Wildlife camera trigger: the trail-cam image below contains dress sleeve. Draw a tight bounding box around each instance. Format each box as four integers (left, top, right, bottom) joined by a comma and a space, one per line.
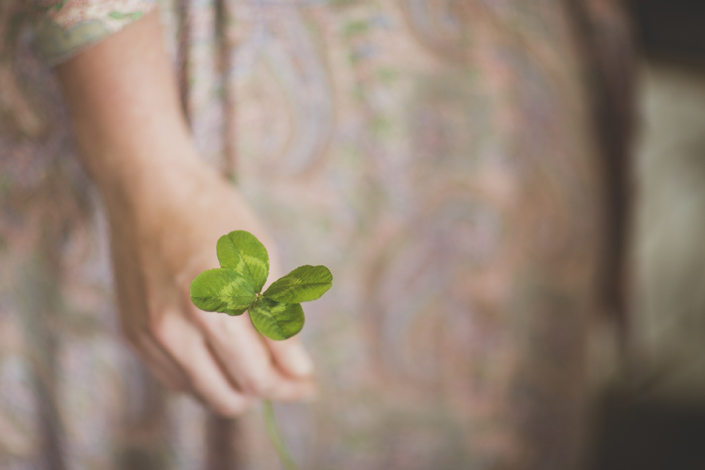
32, 0, 158, 66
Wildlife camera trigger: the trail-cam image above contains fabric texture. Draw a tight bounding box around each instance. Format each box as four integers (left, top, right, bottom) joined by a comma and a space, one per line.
33, 0, 158, 65
0, 1, 632, 469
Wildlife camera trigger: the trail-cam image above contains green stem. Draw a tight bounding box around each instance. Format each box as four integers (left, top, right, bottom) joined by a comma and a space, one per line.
262, 399, 299, 470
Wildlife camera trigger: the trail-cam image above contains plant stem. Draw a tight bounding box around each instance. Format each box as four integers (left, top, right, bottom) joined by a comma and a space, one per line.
262, 399, 299, 470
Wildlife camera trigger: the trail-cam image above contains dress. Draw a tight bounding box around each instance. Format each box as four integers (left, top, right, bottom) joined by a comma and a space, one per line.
0, 1, 632, 469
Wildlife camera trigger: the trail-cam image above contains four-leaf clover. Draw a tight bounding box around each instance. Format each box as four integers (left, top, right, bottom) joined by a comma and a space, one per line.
190, 231, 333, 340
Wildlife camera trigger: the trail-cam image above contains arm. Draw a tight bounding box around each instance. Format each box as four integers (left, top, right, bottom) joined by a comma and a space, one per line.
56, 11, 315, 416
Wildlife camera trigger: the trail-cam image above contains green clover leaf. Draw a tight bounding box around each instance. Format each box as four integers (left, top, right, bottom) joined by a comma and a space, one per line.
262, 265, 333, 304
216, 230, 269, 293
249, 297, 305, 340
190, 268, 257, 316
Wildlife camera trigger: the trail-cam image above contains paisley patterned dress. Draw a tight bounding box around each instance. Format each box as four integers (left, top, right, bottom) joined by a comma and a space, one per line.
0, 1, 632, 469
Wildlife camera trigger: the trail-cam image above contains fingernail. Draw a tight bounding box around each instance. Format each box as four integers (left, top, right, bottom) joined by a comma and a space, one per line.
286, 344, 315, 377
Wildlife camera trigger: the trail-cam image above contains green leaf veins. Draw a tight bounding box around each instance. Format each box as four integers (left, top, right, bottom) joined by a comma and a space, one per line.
190, 268, 256, 316
249, 298, 305, 341
216, 230, 269, 293
263, 265, 333, 304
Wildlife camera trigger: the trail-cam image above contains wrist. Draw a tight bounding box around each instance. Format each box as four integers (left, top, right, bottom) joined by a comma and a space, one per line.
75, 127, 198, 204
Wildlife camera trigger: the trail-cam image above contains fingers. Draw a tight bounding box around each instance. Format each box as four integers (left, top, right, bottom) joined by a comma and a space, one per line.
197, 310, 317, 402
179, 338, 254, 416
152, 310, 253, 417
265, 336, 315, 379
134, 302, 316, 419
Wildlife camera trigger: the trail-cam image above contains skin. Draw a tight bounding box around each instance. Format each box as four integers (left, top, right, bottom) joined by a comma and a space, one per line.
55, 11, 316, 416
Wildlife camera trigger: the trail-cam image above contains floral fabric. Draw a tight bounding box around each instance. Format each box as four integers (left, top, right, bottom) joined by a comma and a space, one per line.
0, 1, 630, 469
33, 0, 158, 65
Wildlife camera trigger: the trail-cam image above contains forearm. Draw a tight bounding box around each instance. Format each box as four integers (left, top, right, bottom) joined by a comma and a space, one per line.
55, 11, 197, 207
54, 9, 272, 282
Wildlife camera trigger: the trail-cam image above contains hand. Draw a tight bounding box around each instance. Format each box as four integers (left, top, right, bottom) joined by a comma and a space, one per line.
106, 158, 317, 416
55, 11, 315, 416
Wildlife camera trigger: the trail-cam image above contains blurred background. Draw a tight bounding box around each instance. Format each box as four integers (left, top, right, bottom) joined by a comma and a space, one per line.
589, 1, 705, 468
